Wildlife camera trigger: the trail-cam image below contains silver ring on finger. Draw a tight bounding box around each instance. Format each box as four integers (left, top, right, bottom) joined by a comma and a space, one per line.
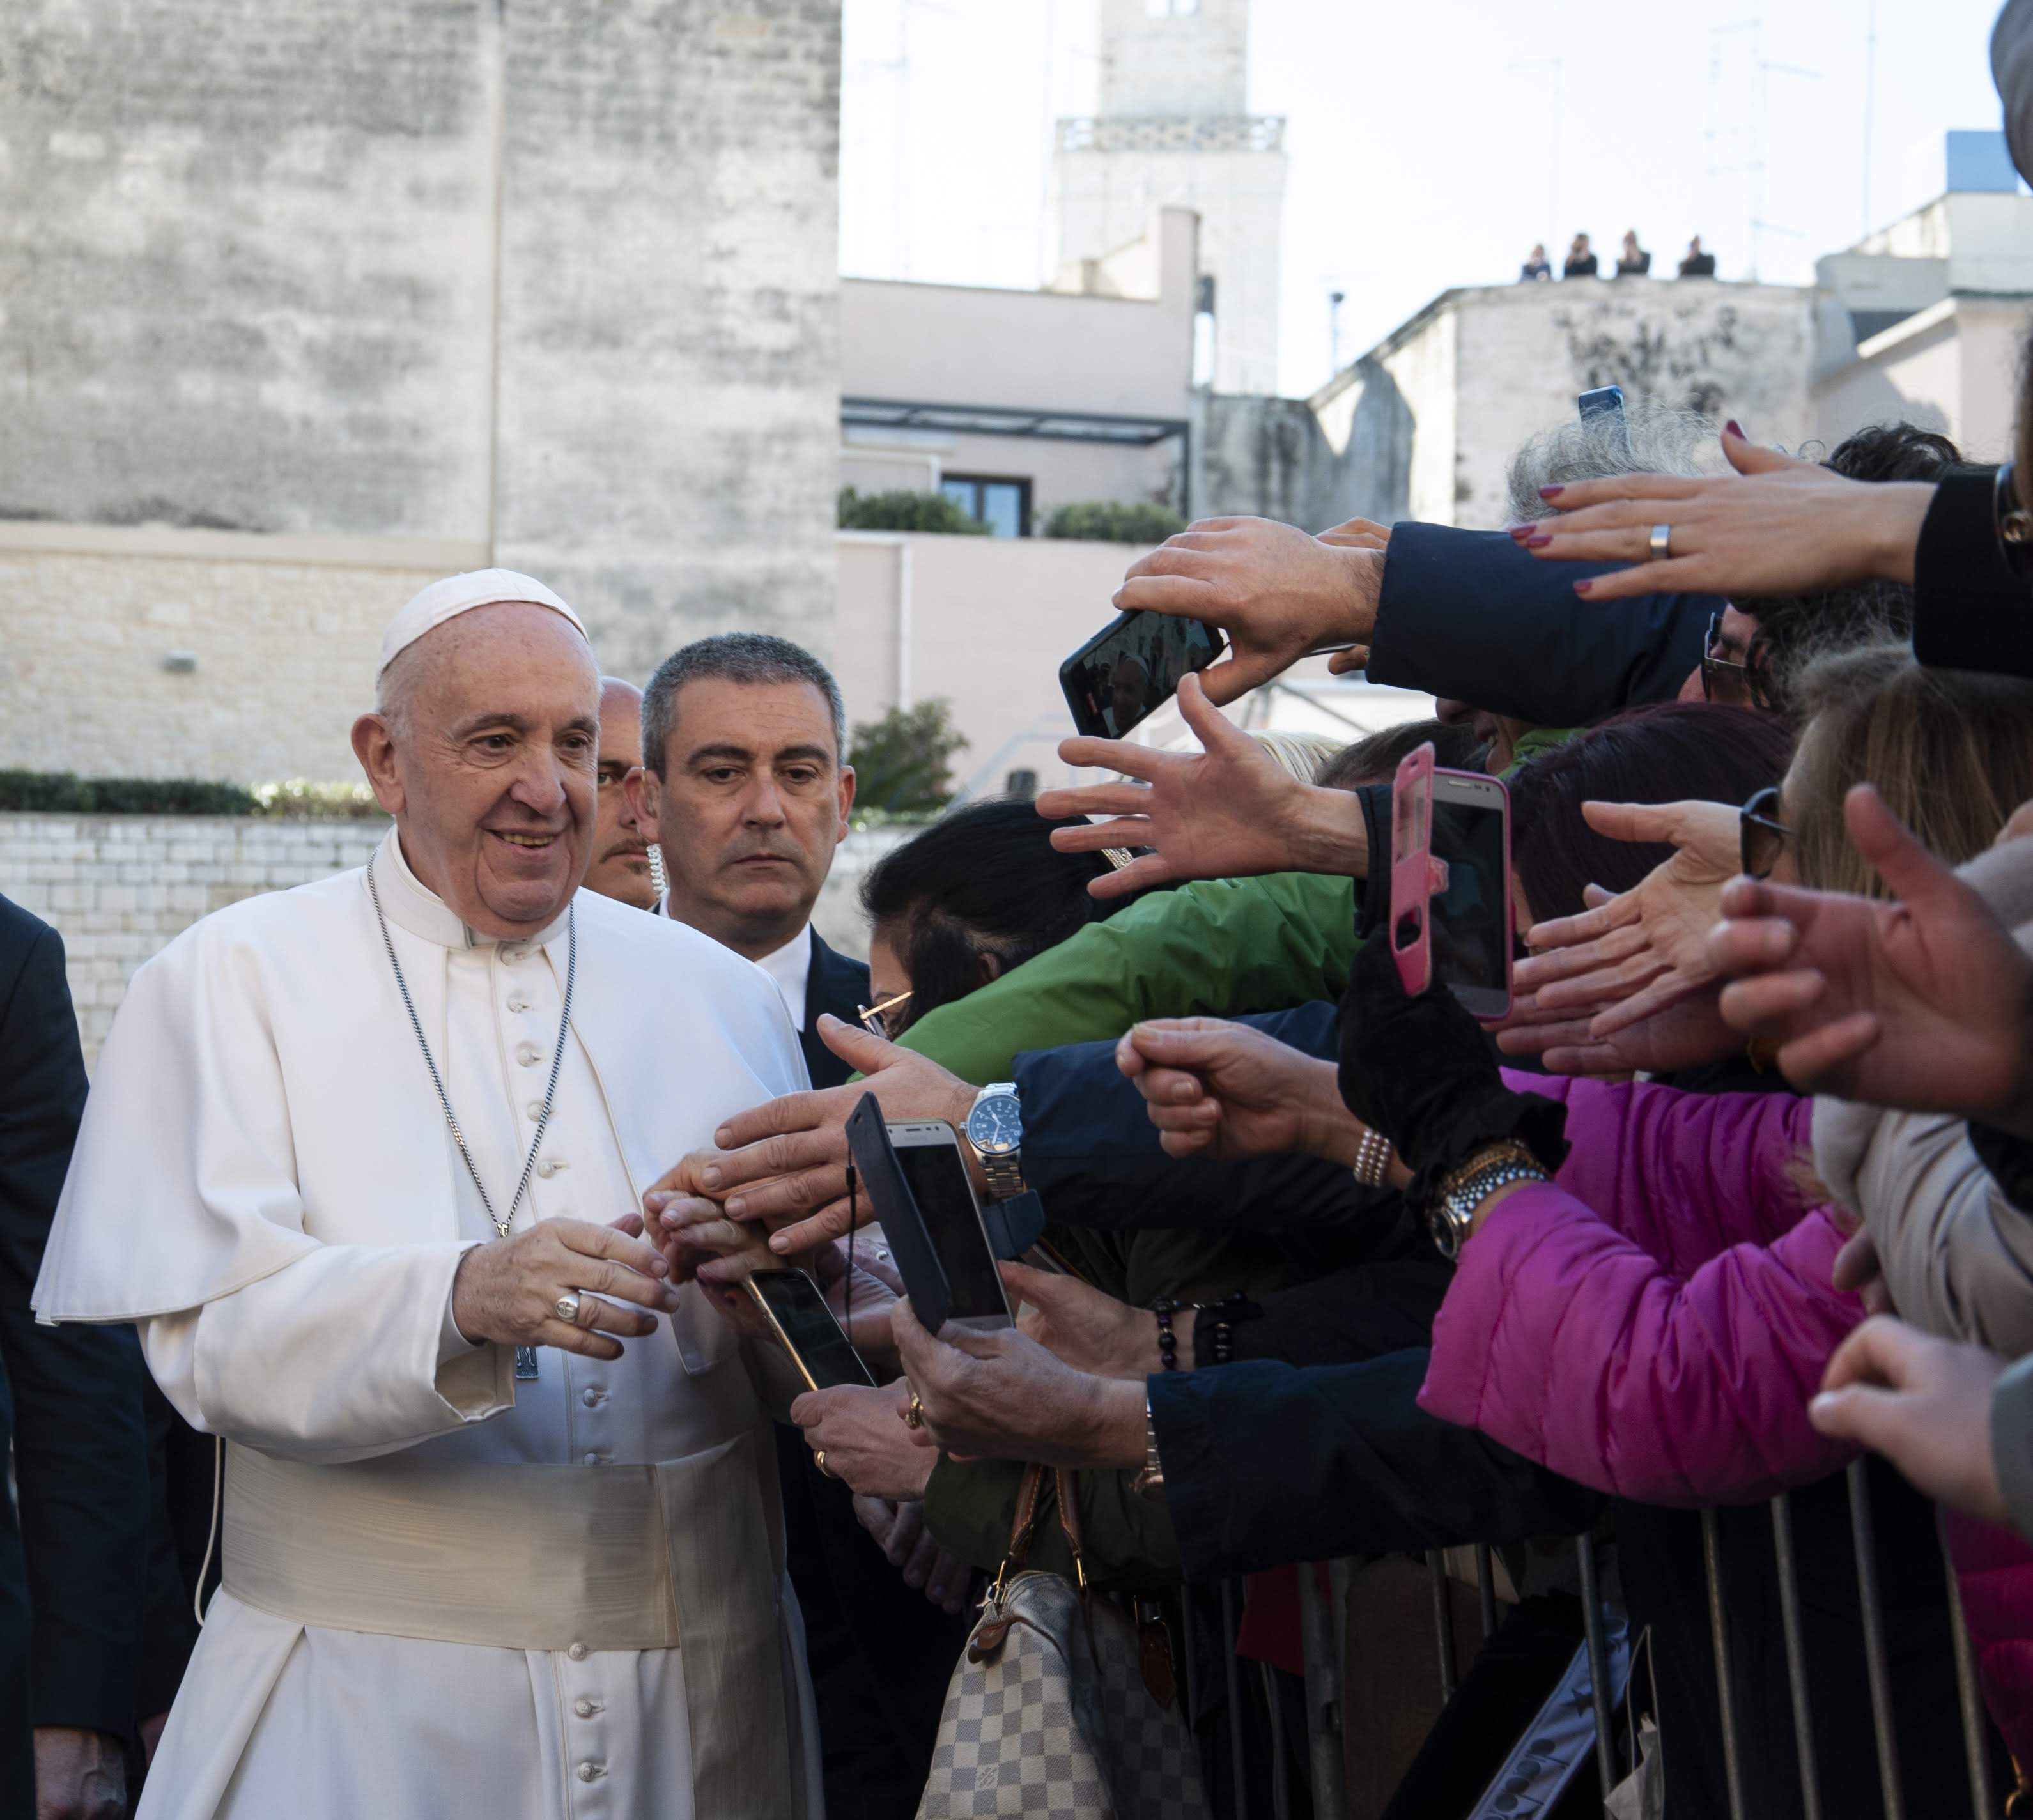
553, 1291, 584, 1324
1648, 523, 1672, 562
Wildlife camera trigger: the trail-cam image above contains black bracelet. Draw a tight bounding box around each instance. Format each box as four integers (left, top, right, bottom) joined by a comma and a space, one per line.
1152, 1298, 1180, 1371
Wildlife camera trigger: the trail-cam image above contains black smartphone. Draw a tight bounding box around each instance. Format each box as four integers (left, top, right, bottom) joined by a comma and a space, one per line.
745, 1268, 876, 1392
1059, 608, 1226, 739
1426, 769, 1515, 1022
888, 1121, 1013, 1333
845, 1093, 951, 1333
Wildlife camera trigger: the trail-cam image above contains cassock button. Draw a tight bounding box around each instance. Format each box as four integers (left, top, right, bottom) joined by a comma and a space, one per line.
515, 1041, 542, 1067
582, 1387, 605, 1407
573, 1698, 603, 1720
568, 1642, 589, 1661
576, 1761, 606, 1783
583, 1451, 608, 1465
507, 991, 532, 1013
537, 1156, 568, 1177
526, 1101, 545, 1122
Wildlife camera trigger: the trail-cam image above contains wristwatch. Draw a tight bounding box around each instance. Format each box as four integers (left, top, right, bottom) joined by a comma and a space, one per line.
1428, 1141, 1549, 1261
964, 1081, 1026, 1201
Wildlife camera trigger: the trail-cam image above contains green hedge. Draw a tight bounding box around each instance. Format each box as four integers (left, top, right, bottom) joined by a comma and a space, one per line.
837, 488, 989, 536
0, 772, 386, 819
1040, 501, 1187, 544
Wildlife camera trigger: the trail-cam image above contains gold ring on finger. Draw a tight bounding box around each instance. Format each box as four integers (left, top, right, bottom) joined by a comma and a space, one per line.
902, 1390, 925, 1430
814, 1449, 834, 1477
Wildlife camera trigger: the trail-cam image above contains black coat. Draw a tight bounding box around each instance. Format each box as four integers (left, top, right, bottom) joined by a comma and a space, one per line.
1913, 465, 2033, 678
1367, 520, 1719, 727
0, 897, 151, 1782
777, 925, 972, 1817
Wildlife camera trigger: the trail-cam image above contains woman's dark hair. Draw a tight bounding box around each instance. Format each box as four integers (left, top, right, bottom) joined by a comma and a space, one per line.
1315, 717, 1486, 790
859, 796, 1119, 1033
1509, 704, 1795, 924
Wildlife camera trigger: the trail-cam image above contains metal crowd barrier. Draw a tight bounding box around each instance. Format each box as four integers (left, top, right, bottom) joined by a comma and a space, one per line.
1277, 1469, 2006, 1819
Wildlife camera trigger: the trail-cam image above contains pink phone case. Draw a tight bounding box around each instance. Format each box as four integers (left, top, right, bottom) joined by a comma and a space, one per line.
1389, 743, 1441, 995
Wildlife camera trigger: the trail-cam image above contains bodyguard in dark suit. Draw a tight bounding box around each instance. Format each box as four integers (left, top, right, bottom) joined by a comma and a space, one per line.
625, 634, 970, 1818
1, 895, 152, 1816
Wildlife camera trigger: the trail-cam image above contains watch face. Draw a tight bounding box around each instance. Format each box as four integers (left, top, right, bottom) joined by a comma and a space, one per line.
967, 1093, 1022, 1155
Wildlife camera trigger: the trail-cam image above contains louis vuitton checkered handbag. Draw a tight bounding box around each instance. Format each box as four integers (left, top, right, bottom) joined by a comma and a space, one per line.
916, 1464, 1210, 1820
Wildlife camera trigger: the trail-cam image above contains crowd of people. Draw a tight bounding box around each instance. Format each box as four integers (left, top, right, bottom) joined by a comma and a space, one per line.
13, 14, 2033, 1820
1520, 231, 1715, 282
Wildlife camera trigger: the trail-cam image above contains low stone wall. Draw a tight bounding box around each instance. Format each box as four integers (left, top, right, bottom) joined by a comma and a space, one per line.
1, 814, 902, 1069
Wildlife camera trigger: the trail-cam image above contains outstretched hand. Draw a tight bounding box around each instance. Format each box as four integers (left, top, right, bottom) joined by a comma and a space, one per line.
1037, 674, 1364, 898
1113, 516, 1385, 705
1516, 426, 1933, 604
1514, 799, 1740, 1035
642, 1016, 979, 1258
1706, 785, 2033, 1121
1002, 1260, 1156, 1380
1809, 1316, 2007, 1525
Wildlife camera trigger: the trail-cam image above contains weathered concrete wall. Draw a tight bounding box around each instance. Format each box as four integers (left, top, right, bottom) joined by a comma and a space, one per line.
0, 0, 500, 539
491, 0, 842, 675
0, 523, 476, 780
1, 0, 843, 759
3, 812, 901, 1068
1217, 277, 1818, 534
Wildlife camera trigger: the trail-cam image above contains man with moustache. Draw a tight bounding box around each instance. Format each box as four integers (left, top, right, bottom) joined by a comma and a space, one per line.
625, 632, 970, 1819
585, 677, 658, 911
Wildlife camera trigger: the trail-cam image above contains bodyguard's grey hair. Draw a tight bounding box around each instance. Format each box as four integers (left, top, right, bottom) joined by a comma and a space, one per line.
641, 632, 847, 778
1505, 398, 1728, 525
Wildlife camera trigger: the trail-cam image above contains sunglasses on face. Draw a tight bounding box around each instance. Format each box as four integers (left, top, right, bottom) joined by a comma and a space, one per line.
856, 988, 913, 1042
1739, 785, 1793, 881
1701, 612, 1775, 712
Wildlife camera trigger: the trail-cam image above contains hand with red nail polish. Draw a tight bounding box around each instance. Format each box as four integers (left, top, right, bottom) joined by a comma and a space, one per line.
1520, 429, 1934, 604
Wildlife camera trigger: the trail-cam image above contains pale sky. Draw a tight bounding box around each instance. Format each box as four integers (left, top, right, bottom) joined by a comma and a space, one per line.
840, 0, 2014, 399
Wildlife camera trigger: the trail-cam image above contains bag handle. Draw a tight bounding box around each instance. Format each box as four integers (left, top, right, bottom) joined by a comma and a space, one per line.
1053, 1467, 1091, 1593
987, 1462, 1052, 1603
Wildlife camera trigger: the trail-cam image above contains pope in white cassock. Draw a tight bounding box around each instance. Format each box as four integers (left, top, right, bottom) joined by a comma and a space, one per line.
33, 573, 824, 1819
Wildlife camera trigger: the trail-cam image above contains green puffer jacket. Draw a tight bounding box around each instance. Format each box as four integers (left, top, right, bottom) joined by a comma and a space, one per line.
889, 870, 1357, 1088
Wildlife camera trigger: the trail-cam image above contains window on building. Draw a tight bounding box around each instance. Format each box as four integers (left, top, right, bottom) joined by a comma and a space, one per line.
941, 475, 1031, 539
1145, 0, 1200, 14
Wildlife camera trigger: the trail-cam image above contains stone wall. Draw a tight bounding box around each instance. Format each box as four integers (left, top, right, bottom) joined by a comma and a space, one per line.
2, 813, 897, 1068
1, 0, 843, 775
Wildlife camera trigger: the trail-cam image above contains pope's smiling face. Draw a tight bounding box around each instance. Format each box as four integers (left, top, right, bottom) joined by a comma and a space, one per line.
352, 602, 601, 939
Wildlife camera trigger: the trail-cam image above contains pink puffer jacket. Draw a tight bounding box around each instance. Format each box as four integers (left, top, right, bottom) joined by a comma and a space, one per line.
1417, 1075, 1864, 1506
1940, 1509, 2033, 1768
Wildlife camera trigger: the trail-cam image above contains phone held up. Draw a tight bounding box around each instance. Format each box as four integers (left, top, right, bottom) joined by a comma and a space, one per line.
745, 1268, 876, 1394
1059, 608, 1226, 741
1388, 741, 1514, 1021
842, 1093, 1014, 1338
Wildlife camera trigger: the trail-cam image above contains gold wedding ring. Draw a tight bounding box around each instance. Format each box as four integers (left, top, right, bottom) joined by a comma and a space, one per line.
902, 1390, 925, 1430
814, 1450, 834, 1478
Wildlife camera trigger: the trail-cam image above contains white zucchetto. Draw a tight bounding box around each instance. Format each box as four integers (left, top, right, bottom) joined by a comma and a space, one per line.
377, 569, 589, 677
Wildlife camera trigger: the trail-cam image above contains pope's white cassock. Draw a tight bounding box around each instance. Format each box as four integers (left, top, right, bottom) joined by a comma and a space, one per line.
33, 828, 824, 1819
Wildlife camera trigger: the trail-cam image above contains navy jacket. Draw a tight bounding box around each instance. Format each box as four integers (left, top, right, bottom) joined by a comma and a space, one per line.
1368, 521, 1717, 724
0, 898, 151, 1774
799, 929, 870, 1091
1913, 465, 2033, 678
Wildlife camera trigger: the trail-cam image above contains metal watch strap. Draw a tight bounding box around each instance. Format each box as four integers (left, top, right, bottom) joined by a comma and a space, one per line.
1132, 1395, 1164, 1503
969, 1082, 1026, 1201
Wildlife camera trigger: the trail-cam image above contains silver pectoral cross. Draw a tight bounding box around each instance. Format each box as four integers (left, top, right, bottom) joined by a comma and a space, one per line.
515, 1346, 541, 1381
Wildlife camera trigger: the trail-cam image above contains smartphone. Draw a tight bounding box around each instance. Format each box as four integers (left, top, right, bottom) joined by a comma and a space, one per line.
1388, 744, 1513, 1021
1577, 384, 1625, 424
841, 1098, 1014, 1334
745, 1268, 876, 1393
888, 1122, 1014, 1334
1060, 609, 1226, 739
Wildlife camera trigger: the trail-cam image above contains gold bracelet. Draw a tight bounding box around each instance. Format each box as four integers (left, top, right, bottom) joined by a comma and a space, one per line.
1435, 1139, 1543, 1205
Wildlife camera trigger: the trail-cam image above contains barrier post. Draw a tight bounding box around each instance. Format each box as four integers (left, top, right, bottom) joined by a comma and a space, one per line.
1770, 1493, 1824, 1820
1943, 1543, 1998, 1820
1701, 1508, 1751, 1820
1846, 1458, 1906, 1820
1426, 1550, 1458, 1702
1575, 1533, 1620, 1801
1295, 1564, 1348, 1820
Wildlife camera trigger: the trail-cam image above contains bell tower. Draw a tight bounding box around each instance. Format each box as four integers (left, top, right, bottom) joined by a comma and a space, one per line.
1054, 0, 1286, 394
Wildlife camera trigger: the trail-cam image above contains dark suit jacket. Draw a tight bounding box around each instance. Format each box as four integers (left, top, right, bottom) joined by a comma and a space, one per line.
0, 897, 151, 1775
1913, 465, 2033, 678
1368, 520, 1718, 727
800, 930, 870, 1090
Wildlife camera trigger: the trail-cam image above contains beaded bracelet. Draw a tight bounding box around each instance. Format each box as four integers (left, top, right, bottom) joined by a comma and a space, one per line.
1192, 1293, 1253, 1365
1352, 1126, 1394, 1189
1152, 1298, 1180, 1371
